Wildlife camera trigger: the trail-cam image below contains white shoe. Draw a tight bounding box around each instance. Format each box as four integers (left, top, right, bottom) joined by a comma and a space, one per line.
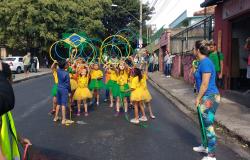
130, 118, 139, 124
201, 156, 216, 160
139, 116, 148, 122
193, 145, 208, 153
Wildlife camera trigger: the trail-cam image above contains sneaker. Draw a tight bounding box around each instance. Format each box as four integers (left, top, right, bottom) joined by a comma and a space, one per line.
96, 102, 99, 106
130, 118, 139, 124
193, 145, 208, 153
139, 116, 148, 122
110, 104, 113, 108
104, 99, 108, 102
84, 112, 89, 117
150, 115, 156, 119
53, 117, 59, 122
61, 120, 66, 125
77, 111, 80, 117
201, 156, 216, 160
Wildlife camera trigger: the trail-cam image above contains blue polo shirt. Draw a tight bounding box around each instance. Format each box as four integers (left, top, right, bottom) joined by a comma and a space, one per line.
194, 57, 219, 96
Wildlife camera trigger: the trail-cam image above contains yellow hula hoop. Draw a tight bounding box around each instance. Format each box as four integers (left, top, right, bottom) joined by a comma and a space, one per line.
49, 41, 61, 61
99, 44, 123, 64
99, 35, 132, 63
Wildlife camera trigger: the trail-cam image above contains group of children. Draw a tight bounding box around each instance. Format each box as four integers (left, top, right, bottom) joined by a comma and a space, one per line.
49, 57, 155, 125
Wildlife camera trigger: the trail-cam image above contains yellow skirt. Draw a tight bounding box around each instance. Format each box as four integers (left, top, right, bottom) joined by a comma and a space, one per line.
70, 79, 78, 91
73, 87, 92, 100
143, 88, 152, 102
130, 88, 145, 102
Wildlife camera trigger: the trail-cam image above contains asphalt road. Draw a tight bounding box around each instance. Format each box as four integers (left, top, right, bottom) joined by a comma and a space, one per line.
12, 75, 242, 160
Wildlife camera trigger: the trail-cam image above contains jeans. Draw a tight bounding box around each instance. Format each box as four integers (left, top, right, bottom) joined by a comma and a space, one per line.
164, 63, 172, 76
200, 94, 220, 154
148, 63, 154, 72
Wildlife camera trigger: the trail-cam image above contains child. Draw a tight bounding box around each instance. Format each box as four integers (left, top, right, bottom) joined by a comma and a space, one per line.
129, 68, 147, 124
141, 69, 155, 119
103, 61, 111, 102
106, 64, 118, 108
89, 63, 105, 106
49, 60, 58, 115
73, 67, 92, 116
190, 58, 199, 94
54, 60, 71, 125
67, 60, 78, 109
116, 61, 130, 116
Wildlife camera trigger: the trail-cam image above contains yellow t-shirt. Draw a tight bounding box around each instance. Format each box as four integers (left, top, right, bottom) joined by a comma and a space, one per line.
117, 71, 129, 86
53, 70, 58, 84
110, 70, 117, 81
90, 70, 103, 80
141, 74, 148, 89
77, 76, 89, 88
131, 76, 143, 90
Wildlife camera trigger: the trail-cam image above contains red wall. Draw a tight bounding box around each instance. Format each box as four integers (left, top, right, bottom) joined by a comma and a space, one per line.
214, 5, 232, 89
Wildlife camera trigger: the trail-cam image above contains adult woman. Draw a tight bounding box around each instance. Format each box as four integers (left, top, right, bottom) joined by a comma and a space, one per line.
192, 40, 220, 160
0, 61, 32, 159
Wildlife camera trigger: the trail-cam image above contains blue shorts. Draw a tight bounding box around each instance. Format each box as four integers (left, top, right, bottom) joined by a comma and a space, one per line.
56, 87, 69, 107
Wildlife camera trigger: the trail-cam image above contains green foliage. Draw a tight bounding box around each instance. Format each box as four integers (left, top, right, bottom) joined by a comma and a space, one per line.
0, 0, 152, 53
0, 0, 111, 52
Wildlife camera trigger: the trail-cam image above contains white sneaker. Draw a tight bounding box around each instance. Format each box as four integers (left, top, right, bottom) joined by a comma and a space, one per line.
193, 145, 208, 153
139, 116, 148, 122
201, 156, 216, 160
130, 118, 139, 124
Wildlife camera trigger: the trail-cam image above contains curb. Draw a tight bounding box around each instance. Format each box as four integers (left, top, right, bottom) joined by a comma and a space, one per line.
13, 72, 51, 84
148, 77, 250, 146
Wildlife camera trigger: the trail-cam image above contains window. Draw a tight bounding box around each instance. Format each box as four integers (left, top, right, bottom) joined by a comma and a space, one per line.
19, 58, 23, 62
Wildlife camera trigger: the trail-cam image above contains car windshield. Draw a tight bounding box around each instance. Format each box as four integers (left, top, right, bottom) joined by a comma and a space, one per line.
4, 58, 16, 61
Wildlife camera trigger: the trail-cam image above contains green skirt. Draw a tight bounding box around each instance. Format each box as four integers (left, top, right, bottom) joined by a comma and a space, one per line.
118, 83, 130, 99
106, 80, 116, 90
51, 84, 58, 97
89, 79, 105, 90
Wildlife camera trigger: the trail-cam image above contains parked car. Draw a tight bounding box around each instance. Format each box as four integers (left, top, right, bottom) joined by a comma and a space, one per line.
3, 56, 24, 74
3, 56, 40, 74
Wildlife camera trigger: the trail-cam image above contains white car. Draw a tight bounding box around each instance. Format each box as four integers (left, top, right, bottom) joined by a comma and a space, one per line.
3, 56, 24, 74
3, 56, 40, 74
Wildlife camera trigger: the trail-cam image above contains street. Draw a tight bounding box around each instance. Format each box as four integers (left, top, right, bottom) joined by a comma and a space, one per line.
11, 75, 242, 160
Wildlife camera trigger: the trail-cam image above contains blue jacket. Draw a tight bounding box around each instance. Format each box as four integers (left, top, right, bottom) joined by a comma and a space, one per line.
57, 69, 71, 93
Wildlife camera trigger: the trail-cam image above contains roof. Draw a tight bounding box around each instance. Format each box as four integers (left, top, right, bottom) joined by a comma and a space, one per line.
194, 6, 216, 16
200, 0, 224, 7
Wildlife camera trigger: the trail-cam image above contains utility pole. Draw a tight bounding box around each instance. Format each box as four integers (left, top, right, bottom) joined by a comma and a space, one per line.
139, 0, 143, 49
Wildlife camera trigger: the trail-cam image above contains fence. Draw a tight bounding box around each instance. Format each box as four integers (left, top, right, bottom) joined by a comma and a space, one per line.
170, 16, 215, 83
171, 15, 214, 55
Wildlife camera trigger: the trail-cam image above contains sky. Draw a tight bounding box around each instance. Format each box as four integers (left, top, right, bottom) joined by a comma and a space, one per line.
143, 0, 204, 29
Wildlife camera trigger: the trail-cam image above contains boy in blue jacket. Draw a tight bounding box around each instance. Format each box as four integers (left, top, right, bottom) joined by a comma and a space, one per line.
53, 60, 71, 125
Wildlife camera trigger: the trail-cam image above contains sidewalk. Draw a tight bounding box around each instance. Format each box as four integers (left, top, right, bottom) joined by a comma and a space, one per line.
13, 68, 51, 83
148, 71, 250, 144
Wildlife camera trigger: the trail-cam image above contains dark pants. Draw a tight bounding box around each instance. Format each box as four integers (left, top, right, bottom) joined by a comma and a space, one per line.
154, 64, 159, 71
105, 89, 109, 99
216, 72, 224, 89
164, 63, 172, 76
148, 63, 154, 72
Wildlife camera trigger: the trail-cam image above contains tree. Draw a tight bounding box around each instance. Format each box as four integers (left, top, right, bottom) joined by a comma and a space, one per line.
102, 0, 154, 40
0, 0, 111, 54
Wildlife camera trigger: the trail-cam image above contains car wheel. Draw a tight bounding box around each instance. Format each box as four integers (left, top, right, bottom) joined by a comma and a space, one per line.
16, 67, 22, 74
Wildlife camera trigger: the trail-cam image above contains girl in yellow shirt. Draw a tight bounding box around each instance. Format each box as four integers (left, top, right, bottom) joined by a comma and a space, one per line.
141, 71, 155, 119
129, 68, 147, 124
89, 63, 105, 106
116, 61, 130, 115
106, 64, 119, 108
73, 68, 92, 116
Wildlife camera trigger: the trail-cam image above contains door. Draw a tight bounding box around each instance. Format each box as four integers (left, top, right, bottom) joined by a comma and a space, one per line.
230, 38, 240, 90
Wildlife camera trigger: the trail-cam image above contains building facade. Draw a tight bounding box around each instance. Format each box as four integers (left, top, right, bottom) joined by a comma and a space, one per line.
201, 0, 250, 91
